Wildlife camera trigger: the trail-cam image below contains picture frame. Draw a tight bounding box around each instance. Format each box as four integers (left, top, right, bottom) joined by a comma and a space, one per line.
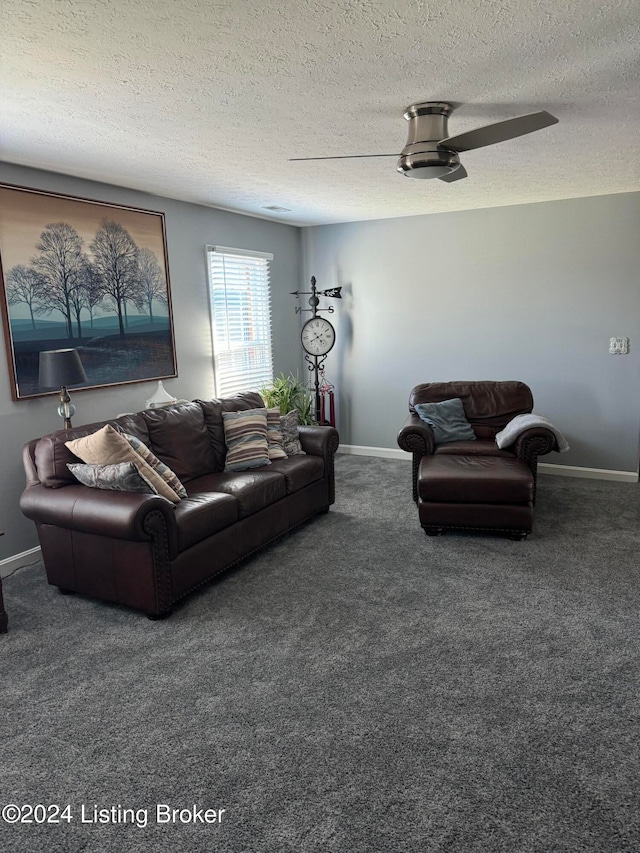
0, 183, 177, 401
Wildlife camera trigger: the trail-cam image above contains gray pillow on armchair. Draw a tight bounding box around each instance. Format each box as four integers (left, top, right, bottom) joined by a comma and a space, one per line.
414, 398, 476, 444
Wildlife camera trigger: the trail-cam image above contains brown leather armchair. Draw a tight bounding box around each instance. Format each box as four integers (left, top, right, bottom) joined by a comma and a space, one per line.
397, 381, 559, 538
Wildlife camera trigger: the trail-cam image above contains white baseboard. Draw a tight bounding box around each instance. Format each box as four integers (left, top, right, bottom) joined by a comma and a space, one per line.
338, 444, 638, 482
0, 546, 42, 578
338, 444, 410, 461
537, 463, 638, 483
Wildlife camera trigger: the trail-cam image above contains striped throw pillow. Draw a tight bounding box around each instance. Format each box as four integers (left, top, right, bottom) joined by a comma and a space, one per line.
123, 433, 188, 498
266, 407, 287, 460
222, 408, 271, 472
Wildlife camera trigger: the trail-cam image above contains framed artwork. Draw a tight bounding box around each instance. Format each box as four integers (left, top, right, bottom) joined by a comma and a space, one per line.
0, 183, 177, 401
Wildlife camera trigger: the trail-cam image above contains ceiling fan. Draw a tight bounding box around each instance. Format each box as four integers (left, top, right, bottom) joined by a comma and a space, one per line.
290, 102, 559, 182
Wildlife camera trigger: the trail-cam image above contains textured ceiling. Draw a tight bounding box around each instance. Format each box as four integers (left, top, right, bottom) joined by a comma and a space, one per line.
2, 0, 639, 225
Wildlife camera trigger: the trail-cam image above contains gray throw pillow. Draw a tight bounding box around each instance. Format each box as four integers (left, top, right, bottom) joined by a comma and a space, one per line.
67, 462, 156, 493
280, 410, 306, 456
414, 398, 476, 444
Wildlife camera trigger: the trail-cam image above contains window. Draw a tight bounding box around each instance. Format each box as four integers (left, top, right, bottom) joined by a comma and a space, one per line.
206, 246, 274, 397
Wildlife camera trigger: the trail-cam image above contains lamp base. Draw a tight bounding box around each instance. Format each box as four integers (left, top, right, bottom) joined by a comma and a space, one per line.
57, 386, 76, 429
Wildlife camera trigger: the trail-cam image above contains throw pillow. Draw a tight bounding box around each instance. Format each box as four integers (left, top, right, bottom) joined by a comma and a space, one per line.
67, 462, 155, 494
266, 407, 287, 460
124, 433, 188, 498
413, 398, 476, 445
65, 424, 182, 503
222, 408, 271, 472
280, 409, 306, 456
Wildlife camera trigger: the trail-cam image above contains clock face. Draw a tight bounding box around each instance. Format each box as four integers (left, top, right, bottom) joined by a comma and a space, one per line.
301, 317, 336, 356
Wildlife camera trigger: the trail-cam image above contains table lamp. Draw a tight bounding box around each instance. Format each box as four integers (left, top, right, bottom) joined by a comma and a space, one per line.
38, 348, 88, 429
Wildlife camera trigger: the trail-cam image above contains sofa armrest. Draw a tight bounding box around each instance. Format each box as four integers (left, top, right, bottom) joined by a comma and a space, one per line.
298, 425, 339, 458
397, 414, 436, 503
513, 427, 557, 462
298, 425, 340, 505
397, 413, 436, 456
20, 484, 178, 554
509, 427, 557, 502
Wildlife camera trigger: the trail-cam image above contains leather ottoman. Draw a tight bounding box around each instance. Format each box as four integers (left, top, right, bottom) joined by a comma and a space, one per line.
417, 454, 535, 539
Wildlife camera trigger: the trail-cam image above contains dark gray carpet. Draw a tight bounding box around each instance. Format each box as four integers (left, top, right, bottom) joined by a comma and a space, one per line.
1, 455, 639, 853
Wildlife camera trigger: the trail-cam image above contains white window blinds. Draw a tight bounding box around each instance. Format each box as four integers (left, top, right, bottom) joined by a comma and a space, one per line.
206, 246, 274, 397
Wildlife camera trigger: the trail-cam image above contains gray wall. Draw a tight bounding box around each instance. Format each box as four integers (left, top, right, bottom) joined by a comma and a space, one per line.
0, 163, 302, 560
302, 192, 640, 474
3, 167, 638, 561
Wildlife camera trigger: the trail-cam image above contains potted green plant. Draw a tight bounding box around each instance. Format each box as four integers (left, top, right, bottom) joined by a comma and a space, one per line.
260, 373, 316, 425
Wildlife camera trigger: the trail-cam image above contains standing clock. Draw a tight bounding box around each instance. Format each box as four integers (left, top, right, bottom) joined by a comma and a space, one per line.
301, 316, 336, 357
291, 276, 341, 422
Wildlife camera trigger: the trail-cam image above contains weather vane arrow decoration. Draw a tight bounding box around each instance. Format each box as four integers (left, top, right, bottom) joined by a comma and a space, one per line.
292, 276, 340, 423
290, 284, 342, 299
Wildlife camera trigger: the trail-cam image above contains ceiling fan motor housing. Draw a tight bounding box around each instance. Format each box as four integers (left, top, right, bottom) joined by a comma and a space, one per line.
397, 149, 460, 179
398, 101, 459, 179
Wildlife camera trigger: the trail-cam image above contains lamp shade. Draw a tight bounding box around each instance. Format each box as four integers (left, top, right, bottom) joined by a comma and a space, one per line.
39, 348, 88, 389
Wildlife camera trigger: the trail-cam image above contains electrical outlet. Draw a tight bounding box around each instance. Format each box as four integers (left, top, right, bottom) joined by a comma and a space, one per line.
609, 336, 630, 355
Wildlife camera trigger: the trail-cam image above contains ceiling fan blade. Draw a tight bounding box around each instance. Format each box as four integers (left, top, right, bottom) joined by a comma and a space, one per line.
289, 153, 399, 161
439, 164, 468, 182
440, 111, 558, 152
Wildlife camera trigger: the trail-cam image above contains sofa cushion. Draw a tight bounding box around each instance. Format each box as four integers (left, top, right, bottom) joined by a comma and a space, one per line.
65, 425, 182, 503
142, 401, 218, 481
414, 398, 476, 444
35, 433, 87, 488
173, 492, 238, 552
266, 456, 325, 494
197, 392, 265, 472
472, 425, 503, 441
418, 455, 534, 505
186, 470, 286, 519
410, 381, 534, 431
435, 439, 514, 458
222, 408, 270, 471
111, 413, 151, 444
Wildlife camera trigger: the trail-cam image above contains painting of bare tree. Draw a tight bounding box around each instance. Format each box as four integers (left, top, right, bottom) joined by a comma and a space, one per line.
0, 184, 177, 400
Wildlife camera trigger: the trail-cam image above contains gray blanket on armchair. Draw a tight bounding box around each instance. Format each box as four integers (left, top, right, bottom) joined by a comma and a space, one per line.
495, 414, 570, 452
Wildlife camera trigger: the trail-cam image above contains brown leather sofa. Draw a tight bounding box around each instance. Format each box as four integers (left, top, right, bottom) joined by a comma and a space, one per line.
20, 392, 339, 618
397, 381, 559, 538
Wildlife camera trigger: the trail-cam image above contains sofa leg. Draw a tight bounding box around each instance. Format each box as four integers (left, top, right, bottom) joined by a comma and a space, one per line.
424, 526, 444, 536
147, 610, 172, 621
510, 531, 528, 541
57, 587, 76, 595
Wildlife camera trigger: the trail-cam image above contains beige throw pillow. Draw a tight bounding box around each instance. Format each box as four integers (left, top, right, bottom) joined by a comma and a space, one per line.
65, 424, 181, 503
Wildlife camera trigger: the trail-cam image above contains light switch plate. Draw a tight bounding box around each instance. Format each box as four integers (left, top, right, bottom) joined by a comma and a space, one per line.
609, 336, 630, 354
